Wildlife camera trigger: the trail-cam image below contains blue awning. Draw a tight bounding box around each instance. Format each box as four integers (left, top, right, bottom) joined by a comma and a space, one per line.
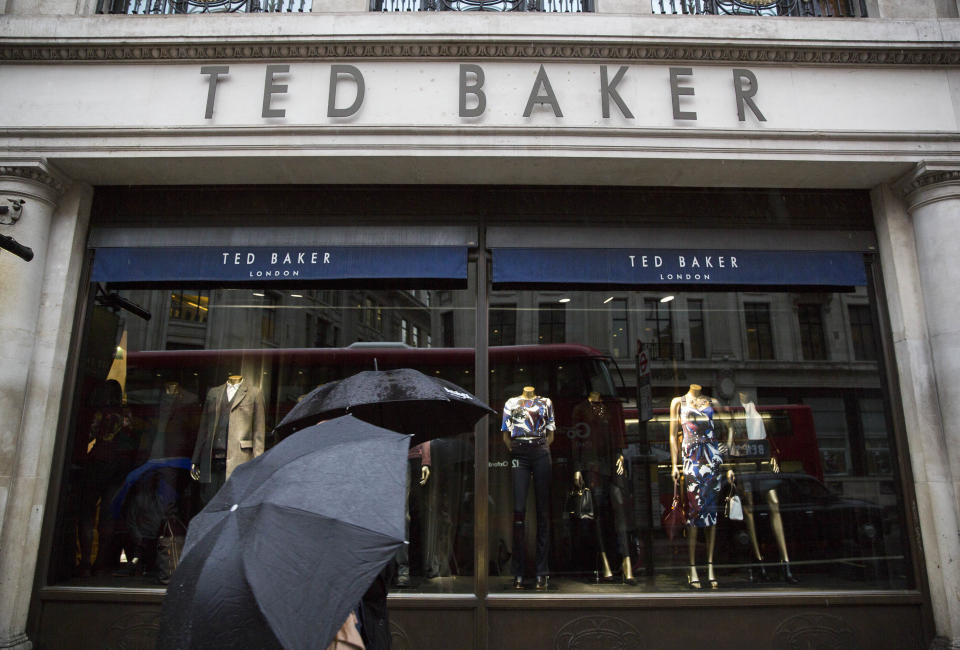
492, 248, 866, 287
91, 246, 468, 283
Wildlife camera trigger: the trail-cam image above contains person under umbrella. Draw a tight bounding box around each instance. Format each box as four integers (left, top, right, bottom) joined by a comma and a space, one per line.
156, 415, 409, 650
275, 368, 494, 439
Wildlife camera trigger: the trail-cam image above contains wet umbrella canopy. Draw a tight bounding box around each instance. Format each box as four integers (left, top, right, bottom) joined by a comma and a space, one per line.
157, 415, 409, 650
275, 368, 494, 438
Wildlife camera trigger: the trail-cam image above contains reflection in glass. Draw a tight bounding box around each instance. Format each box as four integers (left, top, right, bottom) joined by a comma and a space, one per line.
488, 288, 908, 594
53, 286, 475, 594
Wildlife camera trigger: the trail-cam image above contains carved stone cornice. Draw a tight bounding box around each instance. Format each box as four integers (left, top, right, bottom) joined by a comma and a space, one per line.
1, 40, 959, 66
0, 164, 68, 196
898, 162, 960, 194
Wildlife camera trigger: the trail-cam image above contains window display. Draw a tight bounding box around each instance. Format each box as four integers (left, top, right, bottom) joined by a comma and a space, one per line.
51, 241, 911, 600
487, 285, 909, 594
52, 282, 476, 595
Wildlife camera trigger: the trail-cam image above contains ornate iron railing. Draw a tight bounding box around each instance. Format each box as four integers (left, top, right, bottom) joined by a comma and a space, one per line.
653, 0, 865, 15
373, 0, 590, 11
97, 0, 309, 13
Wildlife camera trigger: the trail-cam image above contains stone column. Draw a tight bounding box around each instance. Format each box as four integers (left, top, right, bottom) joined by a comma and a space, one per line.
872, 164, 960, 649
0, 160, 90, 650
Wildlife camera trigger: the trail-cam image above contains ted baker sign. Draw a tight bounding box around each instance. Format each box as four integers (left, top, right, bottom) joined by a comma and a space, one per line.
199, 63, 767, 123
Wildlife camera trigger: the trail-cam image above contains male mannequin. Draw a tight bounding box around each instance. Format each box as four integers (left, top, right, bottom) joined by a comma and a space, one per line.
502, 385, 554, 590
191, 375, 266, 504
669, 383, 726, 589
571, 391, 632, 583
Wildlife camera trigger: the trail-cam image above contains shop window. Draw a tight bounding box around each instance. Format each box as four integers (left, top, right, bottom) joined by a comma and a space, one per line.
744, 301, 775, 360
687, 298, 706, 359
56, 250, 475, 596
488, 282, 906, 596
797, 303, 827, 360
169, 289, 209, 324
610, 298, 629, 359
538, 302, 566, 344
849, 304, 877, 361
490, 304, 517, 346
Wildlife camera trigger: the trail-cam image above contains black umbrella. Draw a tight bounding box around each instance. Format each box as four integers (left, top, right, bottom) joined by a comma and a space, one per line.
156, 415, 409, 650
275, 368, 495, 438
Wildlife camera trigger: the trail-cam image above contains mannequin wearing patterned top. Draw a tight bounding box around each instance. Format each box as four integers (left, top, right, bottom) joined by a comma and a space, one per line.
670, 384, 726, 589
502, 385, 555, 590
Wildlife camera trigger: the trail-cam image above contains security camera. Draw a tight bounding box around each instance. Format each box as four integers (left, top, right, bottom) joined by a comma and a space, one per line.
94, 285, 152, 321
0, 234, 34, 262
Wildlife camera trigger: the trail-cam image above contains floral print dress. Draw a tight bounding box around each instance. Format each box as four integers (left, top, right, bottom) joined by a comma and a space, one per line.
680, 396, 723, 528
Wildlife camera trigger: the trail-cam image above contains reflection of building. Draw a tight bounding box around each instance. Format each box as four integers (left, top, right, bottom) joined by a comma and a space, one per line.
122, 288, 435, 352
492, 288, 890, 502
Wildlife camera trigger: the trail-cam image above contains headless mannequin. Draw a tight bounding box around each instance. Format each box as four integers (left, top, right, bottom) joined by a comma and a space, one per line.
572, 391, 631, 582
728, 392, 798, 584
669, 384, 724, 589
502, 385, 554, 589
502, 386, 555, 449
191, 375, 243, 481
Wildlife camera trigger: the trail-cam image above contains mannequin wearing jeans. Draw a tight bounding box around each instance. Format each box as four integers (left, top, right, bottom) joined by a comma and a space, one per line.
502, 386, 555, 590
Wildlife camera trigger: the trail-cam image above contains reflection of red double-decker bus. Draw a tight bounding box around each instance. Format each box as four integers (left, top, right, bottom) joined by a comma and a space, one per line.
122, 343, 624, 445
119, 343, 625, 577
624, 404, 823, 481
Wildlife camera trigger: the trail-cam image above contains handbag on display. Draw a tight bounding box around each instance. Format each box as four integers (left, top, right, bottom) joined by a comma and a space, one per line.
726, 494, 744, 521
156, 517, 186, 585
567, 487, 595, 520
661, 480, 685, 541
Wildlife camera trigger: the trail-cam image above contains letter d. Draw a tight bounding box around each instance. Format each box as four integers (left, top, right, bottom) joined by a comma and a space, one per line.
328, 65, 365, 118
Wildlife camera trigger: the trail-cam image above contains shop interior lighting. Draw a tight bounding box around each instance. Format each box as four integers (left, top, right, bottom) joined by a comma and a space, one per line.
660, 295, 675, 303
252, 292, 265, 297
290, 293, 303, 298
558, 298, 571, 303
603, 297, 614, 304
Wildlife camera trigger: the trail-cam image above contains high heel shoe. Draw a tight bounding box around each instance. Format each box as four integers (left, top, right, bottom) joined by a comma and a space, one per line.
687, 566, 701, 590
707, 563, 718, 590
780, 561, 799, 585
748, 563, 769, 583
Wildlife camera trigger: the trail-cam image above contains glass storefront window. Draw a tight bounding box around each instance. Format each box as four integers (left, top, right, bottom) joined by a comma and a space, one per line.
52, 278, 476, 595
487, 286, 909, 593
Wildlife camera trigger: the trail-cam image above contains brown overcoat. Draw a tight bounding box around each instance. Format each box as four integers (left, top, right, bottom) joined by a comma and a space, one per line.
192, 381, 266, 482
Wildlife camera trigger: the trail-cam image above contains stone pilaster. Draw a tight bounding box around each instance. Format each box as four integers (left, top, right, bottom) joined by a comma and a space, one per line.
0, 160, 89, 650
873, 163, 960, 649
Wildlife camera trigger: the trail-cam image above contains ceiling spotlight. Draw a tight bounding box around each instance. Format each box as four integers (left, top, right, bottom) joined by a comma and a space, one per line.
660, 295, 675, 303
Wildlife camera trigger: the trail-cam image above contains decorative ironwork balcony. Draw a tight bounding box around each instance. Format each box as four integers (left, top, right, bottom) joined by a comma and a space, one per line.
97, 0, 309, 13
653, 0, 865, 15
373, 0, 591, 11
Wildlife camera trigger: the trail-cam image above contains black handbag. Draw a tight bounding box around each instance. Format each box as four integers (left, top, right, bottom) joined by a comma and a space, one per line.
567, 487, 595, 520
156, 517, 186, 585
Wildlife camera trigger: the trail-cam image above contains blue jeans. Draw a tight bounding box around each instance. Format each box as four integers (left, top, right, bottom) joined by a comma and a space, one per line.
510, 444, 551, 577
